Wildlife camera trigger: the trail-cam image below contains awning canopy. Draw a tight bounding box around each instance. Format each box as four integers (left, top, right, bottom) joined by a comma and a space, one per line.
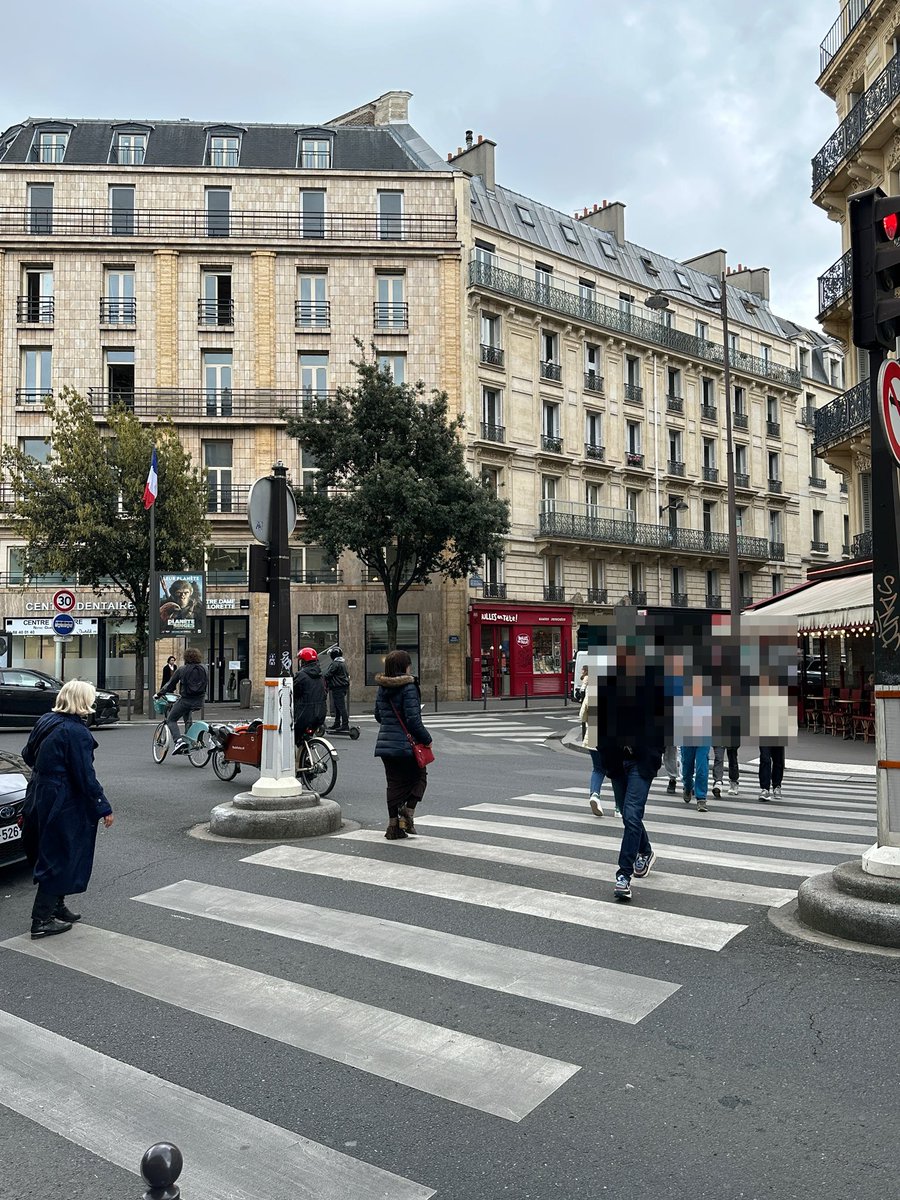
746, 572, 873, 633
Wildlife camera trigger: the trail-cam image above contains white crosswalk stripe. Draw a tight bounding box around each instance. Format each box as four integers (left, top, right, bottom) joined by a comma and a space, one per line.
357, 712, 554, 747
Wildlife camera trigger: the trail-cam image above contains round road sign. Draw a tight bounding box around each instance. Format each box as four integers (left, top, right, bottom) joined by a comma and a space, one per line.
52, 588, 77, 613
878, 359, 900, 467
52, 612, 76, 636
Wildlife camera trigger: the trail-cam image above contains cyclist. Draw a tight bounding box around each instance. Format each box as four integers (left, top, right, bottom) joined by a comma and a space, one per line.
293, 647, 327, 769
156, 647, 208, 755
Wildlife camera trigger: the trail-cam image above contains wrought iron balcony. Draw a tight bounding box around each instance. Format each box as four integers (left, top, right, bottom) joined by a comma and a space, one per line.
818, 249, 852, 320
666, 394, 683, 413
583, 371, 604, 393
812, 52, 900, 193
480, 421, 505, 443
820, 0, 873, 73
481, 343, 504, 367
540, 360, 562, 382
702, 465, 719, 483
543, 584, 566, 602
799, 404, 817, 428
483, 582, 507, 599
701, 403, 717, 421
840, 480, 849, 493
374, 302, 408, 329
706, 593, 722, 609
295, 300, 330, 328
625, 451, 645, 469
734, 472, 751, 489
16, 295, 53, 322
809, 475, 827, 489
766, 419, 781, 438
84, 386, 330, 420
584, 442, 605, 461
852, 530, 872, 558
624, 382, 643, 403
15, 389, 53, 404
540, 434, 564, 453
769, 541, 785, 561
468, 258, 801, 388
768, 478, 783, 494
842, 542, 851, 557
537, 500, 769, 559
207, 483, 251, 515
586, 587, 608, 604
671, 592, 689, 607
99, 297, 136, 324
198, 298, 234, 326
813, 380, 869, 451
624, 590, 648, 606
290, 568, 342, 585
733, 411, 748, 430
741, 594, 754, 608
667, 459, 685, 476
811, 540, 829, 553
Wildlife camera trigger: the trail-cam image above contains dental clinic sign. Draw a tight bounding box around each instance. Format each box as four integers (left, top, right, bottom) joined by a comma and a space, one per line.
23, 598, 133, 614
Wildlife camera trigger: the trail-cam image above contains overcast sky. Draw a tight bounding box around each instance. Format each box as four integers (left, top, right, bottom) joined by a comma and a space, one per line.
0, 0, 839, 327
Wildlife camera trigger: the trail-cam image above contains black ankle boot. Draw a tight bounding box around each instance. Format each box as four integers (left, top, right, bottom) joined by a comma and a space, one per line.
398, 805, 417, 835
55, 901, 81, 923
31, 916, 73, 940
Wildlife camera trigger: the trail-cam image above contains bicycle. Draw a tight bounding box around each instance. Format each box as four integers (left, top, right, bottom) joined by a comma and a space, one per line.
151, 694, 214, 767
296, 728, 338, 796
207, 722, 337, 795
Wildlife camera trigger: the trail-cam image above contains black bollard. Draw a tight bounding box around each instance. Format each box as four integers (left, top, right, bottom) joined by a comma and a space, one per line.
141, 1143, 183, 1200
434, 684, 438, 713
524, 684, 529, 710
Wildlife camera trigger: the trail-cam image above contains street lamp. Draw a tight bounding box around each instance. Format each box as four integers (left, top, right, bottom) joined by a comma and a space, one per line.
644, 272, 741, 633
659, 499, 689, 516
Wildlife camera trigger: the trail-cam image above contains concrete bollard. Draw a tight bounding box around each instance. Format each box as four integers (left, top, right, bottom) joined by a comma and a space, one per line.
140, 1142, 183, 1199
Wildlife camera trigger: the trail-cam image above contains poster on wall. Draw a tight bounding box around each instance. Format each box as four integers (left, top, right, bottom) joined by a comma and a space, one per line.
157, 572, 205, 637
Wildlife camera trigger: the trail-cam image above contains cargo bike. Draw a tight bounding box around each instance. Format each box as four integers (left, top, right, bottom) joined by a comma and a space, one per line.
207, 719, 338, 796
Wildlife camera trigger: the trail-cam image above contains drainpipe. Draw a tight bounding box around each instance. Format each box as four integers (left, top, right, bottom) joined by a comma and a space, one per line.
652, 353, 662, 605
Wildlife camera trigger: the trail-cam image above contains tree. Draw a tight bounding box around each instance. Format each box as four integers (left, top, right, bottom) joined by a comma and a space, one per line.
1, 388, 210, 711
286, 355, 510, 650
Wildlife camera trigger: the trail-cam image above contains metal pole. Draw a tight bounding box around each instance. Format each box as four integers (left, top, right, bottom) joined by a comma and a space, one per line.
720, 272, 741, 637
148, 482, 158, 714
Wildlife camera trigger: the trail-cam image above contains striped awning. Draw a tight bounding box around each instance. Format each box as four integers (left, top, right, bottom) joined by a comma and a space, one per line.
746, 572, 873, 633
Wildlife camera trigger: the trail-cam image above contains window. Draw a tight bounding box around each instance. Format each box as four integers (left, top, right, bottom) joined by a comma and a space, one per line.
106, 348, 134, 407
204, 440, 233, 513
585, 410, 602, 448
860, 470, 872, 531
36, 131, 68, 163
300, 138, 331, 169
20, 347, 51, 401
543, 555, 564, 603
481, 311, 500, 348
674, 269, 691, 290
767, 451, 780, 481
728, 332, 739, 356
733, 385, 746, 414
626, 420, 641, 453
203, 350, 232, 417
579, 279, 596, 316
735, 444, 748, 475
585, 342, 601, 379
365, 614, 419, 684
659, 308, 673, 330
706, 568, 720, 600
541, 475, 558, 511
299, 447, 323, 492
301, 189, 326, 239
515, 204, 534, 227
736, 507, 747, 533
298, 614, 339, 656
585, 482, 601, 511
377, 190, 403, 239
205, 188, 230, 237
19, 437, 50, 463
298, 273, 328, 327
8, 547, 68, 586
292, 545, 338, 584
766, 395, 779, 423
560, 223, 579, 245
702, 500, 715, 533
768, 510, 782, 542
206, 546, 247, 585
27, 184, 53, 234
843, 514, 850, 550
376, 273, 406, 328
588, 560, 604, 593
541, 328, 558, 364
830, 358, 843, 388
798, 346, 810, 375
625, 488, 640, 520
761, 343, 771, 365
201, 270, 233, 326
599, 237, 617, 260
625, 355, 640, 387
377, 353, 406, 385
109, 186, 135, 236
739, 570, 753, 602
474, 240, 496, 268
771, 573, 783, 596
619, 291, 634, 316
640, 255, 660, 277
481, 386, 502, 431
702, 437, 716, 468
481, 466, 500, 496
668, 429, 682, 464
22, 267, 53, 323
671, 566, 686, 597
812, 510, 824, 541
667, 366, 682, 397
208, 135, 240, 167
542, 401, 560, 439
535, 263, 553, 301
114, 132, 146, 165
702, 376, 715, 405
300, 353, 328, 401
630, 562, 644, 592
695, 319, 709, 341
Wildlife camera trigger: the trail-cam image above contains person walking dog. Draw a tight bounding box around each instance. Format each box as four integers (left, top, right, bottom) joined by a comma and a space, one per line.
374, 650, 433, 839
21, 680, 114, 939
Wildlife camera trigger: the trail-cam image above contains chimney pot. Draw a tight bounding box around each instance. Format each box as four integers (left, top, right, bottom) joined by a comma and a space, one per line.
477, 133, 483, 144
447, 152, 452, 161
594, 203, 599, 212
465, 129, 473, 148
457, 147, 462, 156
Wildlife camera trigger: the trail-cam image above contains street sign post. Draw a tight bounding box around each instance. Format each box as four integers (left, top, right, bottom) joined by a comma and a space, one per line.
52, 589, 76, 613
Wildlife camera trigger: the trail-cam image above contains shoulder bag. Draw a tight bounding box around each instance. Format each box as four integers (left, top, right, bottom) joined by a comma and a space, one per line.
389, 698, 435, 768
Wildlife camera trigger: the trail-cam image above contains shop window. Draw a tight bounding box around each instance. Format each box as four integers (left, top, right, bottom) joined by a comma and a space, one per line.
297, 614, 339, 657
532, 626, 561, 676
365, 614, 419, 684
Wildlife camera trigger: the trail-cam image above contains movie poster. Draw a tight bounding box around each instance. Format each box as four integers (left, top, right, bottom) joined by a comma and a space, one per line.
157, 572, 205, 637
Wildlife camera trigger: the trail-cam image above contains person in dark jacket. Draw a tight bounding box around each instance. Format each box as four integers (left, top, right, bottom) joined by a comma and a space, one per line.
293, 647, 327, 758
22, 680, 113, 939
374, 649, 432, 839
324, 645, 351, 732
156, 647, 207, 754
160, 655, 178, 689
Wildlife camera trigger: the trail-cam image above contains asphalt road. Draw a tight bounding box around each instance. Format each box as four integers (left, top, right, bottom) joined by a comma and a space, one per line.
0, 711, 896, 1200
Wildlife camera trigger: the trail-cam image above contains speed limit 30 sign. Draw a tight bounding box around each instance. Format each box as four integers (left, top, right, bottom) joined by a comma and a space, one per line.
52, 588, 77, 613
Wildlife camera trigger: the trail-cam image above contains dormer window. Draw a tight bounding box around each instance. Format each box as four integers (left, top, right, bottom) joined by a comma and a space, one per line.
599, 237, 617, 260
560, 223, 578, 246
115, 132, 146, 164
674, 269, 691, 290
516, 204, 535, 227
641, 255, 660, 277
207, 134, 240, 167
301, 137, 331, 169
33, 130, 69, 163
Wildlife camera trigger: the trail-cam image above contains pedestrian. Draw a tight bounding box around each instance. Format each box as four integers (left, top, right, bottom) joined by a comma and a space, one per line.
663, 746, 679, 794
675, 667, 712, 813
160, 655, 178, 689
580, 676, 608, 818
574, 664, 588, 703
293, 648, 328, 768
21, 680, 114, 939
758, 745, 785, 801
681, 744, 711, 812
155, 648, 208, 755
712, 745, 740, 797
374, 649, 433, 839
324, 645, 351, 733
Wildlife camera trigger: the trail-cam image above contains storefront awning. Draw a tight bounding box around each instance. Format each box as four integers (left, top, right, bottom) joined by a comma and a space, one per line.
746, 572, 873, 633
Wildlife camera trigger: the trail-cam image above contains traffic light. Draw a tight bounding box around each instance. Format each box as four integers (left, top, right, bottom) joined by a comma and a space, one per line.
850, 186, 900, 350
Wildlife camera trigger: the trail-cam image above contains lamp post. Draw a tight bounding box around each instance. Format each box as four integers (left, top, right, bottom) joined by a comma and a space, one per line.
644, 272, 741, 633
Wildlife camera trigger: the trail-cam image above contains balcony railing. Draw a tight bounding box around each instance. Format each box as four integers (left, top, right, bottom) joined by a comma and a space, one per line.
820, 1, 873, 73
290, 568, 342, 585
543, 584, 566, 602
733, 411, 748, 430
809, 475, 827, 489
295, 300, 330, 328
768, 478, 783, 494
481, 344, 504, 367
769, 541, 785, 561
706, 593, 722, 609
540, 434, 564, 453
483, 582, 507, 599
667, 459, 685, 476
702, 466, 719, 483
0, 207, 458, 241
671, 592, 689, 607
198, 298, 234, 326
624, 590, 648, 606
16, 296, 54, 323
842, 542, 852, 557
817, 249, 852, 320
625, 451, 645, 468
812, 52, 900, 193
83, 386, 331, 419
15, 389, 53, 404
701, 403, 717, 421
840, 480, 849, 493
537, 500, 769, 559
468, 258, 801, 388
814, 380, 869, 451
99, 297, 136, 324
766, 419, 781, 438
624, 382, 643, 403
811, 540, 830, 553
742, 594, 754, 608
480, 421, 505, 443
374, 302, 409, 329
540, 360, 562, 382
583, 371, 604, 393
584, 442, 605, 461
666, 394, 683, 413
586, 588, 608, 604
799, 404, 817, 427
734, 472, 751, 489
207, 483, 251, 514
852, 530, 872, 558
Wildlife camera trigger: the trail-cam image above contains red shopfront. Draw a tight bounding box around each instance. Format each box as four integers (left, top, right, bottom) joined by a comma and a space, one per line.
468, 601, 573, 699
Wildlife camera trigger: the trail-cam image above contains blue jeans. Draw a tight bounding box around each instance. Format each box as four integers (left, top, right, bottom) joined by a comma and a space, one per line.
681, 745, 710, 800
588, 749, 605, 796
609, 760, 652, 879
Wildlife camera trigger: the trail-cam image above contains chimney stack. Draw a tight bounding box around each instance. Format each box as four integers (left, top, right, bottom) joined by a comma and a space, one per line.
576, 200, 626, 244
448, 130, 497, 191
465, 129, 473, 149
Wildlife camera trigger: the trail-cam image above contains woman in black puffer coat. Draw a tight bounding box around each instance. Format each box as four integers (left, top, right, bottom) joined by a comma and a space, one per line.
374, 649, 433, 839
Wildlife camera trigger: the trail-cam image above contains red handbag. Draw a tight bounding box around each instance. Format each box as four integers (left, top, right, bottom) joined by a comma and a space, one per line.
389, 699, 435, 767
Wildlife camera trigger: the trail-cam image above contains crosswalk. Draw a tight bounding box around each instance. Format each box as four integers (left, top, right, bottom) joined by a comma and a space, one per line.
0, 765, 877, 1197
358, 710, 556, 747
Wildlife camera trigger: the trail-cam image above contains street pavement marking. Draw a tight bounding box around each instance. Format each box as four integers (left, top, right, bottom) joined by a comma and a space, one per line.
135, 879, 678, 1025
243, 846, 747, 952
645, 796, 875, 823
341, 829, 796, 908
745, 757, 876, 778
4, 926, 577, 1123
0, 1008, 436, 1200
412, 817, 840, 878
512, 793, 876, 837
558, 784, 877, 812
464, 804, 872, 857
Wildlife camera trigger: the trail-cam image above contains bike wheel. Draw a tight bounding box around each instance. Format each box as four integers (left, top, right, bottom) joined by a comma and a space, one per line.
212, 750, 239, 781
299, 737, 337, 797
188, 730, 214, 768
152, 722, 170, 764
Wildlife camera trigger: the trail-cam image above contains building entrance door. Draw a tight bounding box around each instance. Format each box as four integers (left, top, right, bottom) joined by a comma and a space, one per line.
204, 617, 249, 702
479, 624, 510, 697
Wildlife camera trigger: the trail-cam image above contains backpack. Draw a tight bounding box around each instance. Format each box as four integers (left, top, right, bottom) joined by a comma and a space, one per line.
183, 663, 207, 696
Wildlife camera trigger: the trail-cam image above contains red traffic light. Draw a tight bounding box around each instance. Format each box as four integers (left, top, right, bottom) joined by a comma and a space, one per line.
885, 213, 899, 240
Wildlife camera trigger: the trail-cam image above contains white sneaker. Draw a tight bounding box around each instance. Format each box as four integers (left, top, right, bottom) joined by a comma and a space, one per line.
772, 786, 782, 800
759, 788, 771, 802
728, 782, 739, 796
589, 792, 604, 817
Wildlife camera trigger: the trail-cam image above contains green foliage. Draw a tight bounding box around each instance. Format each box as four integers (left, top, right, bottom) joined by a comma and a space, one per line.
286, 354, 509, 648
0, 388, 210, 701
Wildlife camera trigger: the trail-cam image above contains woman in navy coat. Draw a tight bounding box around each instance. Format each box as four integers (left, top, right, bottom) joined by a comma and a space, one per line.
373, 649, 432, 839
22, 680, 114, 939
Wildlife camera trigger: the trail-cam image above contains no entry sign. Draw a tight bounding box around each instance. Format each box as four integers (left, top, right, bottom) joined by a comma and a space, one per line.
878, 358, 900, 467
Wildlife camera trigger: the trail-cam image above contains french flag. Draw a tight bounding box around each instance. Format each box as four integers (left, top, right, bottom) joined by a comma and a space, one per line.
143, 448, 158, 509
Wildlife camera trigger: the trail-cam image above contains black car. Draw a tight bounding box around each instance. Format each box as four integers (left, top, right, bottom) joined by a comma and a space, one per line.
0, 751, 31, 868
0, 669, 119, 729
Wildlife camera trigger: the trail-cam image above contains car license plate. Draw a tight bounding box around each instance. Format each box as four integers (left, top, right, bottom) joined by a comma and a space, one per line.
0, 823, 22, 843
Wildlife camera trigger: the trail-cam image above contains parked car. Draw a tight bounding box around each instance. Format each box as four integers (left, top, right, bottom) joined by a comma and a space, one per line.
0, 669, 119, 728
0, 750, 30, 869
